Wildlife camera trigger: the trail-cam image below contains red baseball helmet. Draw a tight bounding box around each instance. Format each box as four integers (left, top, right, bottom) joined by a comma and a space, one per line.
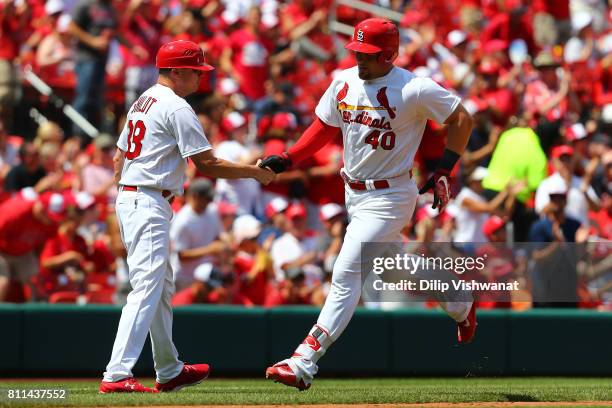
156, 40, 214, 71
345, 18, 399, 62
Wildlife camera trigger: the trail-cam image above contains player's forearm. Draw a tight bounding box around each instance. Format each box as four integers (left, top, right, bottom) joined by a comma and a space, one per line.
192, 154, 259, 179
287, 117, 339, 164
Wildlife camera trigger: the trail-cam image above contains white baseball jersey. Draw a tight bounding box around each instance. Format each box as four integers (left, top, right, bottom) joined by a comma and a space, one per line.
315, 66, 460, 180
117, 84, 212, 194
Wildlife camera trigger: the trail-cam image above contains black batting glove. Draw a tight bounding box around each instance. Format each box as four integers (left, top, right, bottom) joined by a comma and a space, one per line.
259, 152, 292, 174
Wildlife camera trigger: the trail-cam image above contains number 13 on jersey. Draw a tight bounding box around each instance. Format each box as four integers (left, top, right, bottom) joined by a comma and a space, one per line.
125, 120, 147, 160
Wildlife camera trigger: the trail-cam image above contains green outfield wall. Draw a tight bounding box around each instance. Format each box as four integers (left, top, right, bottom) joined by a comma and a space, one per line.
1, 305, 611, 376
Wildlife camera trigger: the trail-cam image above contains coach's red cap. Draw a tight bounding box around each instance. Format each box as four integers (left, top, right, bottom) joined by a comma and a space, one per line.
156, 40, 214, 71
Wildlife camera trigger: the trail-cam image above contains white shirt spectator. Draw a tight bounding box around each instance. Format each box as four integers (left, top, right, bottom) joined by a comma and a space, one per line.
451, 187, 489, 243
170, 203, 221, 289
535, 172, 599, 225
214, 140, 263, 216
270, 232, 304, 282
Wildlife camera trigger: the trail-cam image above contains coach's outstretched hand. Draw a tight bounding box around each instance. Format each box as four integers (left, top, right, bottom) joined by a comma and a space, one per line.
254, 162, 276, 185
418, 169, 452, 210
259, 153, 292, 174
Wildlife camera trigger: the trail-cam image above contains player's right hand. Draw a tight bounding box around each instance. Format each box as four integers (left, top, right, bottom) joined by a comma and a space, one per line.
258, 153, 292, 174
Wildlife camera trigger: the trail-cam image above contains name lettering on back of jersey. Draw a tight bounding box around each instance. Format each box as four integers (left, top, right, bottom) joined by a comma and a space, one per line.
130, 96, 158, 115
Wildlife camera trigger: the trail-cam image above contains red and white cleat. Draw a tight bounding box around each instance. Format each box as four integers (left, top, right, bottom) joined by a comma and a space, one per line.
154, 363, 210, 392
457, 302, 477, 344
99, 377, 157, 393
265, 363, 310, 391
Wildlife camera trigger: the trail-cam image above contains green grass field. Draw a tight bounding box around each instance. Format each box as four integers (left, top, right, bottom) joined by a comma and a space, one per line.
1, 378, 611, 407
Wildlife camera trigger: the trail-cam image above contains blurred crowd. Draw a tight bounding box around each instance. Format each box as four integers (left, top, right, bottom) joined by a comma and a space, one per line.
0, 0, 610, 309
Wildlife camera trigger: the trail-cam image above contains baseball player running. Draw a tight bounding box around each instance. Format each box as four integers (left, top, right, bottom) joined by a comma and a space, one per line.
100, 40, 275, 393
260, 18, 476, 390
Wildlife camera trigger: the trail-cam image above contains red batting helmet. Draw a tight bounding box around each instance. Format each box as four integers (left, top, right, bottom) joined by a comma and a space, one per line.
345, 18, 399, 63
156, 40, 214, 71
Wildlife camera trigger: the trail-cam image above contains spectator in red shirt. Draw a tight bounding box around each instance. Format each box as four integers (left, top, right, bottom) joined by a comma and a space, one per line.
523, 51, 570, 153
172, 263, 229, 306
35, 13, 75, 88
38, 205, 93, 299
121, 0, 163, 108
221, 6, 274, 102
80, 133, 118, 205
0, 191, 70, 301
280, 0, 334, 62
476, 59, 517, 128
480, 5, 537, 56
264, 267, 313, 307
232, 214, 275, 306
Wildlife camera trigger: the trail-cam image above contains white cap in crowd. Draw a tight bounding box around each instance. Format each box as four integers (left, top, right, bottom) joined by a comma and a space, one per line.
548, 177, 569, 196
45, 0, 64, 15
447, 30, 468, 47
265, 196, 289, 219
469, 166, 489, 182
233, 214, 262, 244
319, 203, 344, 221
566, 123, 588, 142
572, 11, 593, 33
75, 191, 96, 211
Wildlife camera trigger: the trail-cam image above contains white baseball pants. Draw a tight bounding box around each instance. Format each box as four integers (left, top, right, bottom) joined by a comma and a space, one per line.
103, 188, 183, 383
288, 175, 472, 384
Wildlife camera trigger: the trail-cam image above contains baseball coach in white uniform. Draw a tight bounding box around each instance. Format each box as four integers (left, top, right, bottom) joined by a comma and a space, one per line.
100, 40, 274, 394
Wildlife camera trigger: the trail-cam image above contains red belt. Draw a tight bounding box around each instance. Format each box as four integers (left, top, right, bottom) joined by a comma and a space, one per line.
340, 170, 412, 191
121, 185, 174, 202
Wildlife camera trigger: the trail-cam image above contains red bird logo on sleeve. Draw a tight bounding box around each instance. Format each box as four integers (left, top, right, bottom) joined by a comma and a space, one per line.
336, 82, 349, 102
376, 86, 396, 119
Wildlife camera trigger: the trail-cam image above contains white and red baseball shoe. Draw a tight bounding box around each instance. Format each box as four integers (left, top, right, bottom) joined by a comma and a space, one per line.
154, 363, 210, 392
265, 362, 311, 391
99, 377, 157, 393
457, 302, 477, 344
